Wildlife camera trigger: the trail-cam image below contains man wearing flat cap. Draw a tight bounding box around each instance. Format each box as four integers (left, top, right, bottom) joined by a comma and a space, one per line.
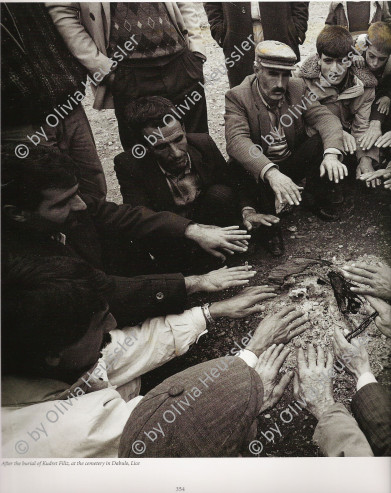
225, 40, 346, 256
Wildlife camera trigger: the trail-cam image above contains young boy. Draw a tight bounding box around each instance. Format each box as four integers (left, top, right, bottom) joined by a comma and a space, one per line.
356, 22, 391, 156
297, 25, 380, 188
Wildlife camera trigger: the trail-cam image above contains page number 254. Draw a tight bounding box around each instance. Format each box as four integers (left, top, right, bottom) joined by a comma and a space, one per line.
176, 488, 185, 492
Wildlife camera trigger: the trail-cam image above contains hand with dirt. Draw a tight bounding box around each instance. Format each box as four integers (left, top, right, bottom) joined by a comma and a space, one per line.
342, 262, 391, 300
255, 344, 293, 413
209, 286, 277, 320
293, 345, 335, 420
332, 327, 371, 381
365, 295, 391, 338
246, 306, 308, 357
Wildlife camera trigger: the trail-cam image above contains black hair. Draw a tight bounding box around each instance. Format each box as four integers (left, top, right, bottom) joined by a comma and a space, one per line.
2, 255, 113, 376
122, 96, 181, 140
316, 25, 353, 58
1, 144, 78, 211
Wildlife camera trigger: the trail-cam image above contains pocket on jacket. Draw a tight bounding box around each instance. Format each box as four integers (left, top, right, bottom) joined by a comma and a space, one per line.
180, 49, 204, 82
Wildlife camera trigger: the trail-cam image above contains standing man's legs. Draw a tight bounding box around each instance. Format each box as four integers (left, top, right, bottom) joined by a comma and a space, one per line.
112, 49, 208, 151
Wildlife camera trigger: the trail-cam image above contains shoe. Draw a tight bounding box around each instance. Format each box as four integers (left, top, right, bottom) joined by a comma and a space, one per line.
265, 227, 285, 257
302, 193, 340, 222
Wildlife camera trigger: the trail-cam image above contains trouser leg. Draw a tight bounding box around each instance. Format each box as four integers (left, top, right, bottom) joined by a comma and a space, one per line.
112, 49, 208, 151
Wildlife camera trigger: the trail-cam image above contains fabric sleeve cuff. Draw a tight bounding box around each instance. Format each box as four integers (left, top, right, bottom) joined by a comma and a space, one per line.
237, 349, 258, 368
357, 372, 377, 391
260, 163, 278, 182
324, 148, 343, 156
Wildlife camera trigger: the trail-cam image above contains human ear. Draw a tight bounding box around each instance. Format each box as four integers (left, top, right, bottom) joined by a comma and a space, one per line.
3, 205, 30, 223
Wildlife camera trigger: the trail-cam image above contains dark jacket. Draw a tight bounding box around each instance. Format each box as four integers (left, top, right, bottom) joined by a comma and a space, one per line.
1, 3, 87, 127
114, 133, 257, 212
204, 2, 309, 87
3, 197, 191, 327
325, 1, 391, 32
351, 382, 391, 456
225, 74, 344, 180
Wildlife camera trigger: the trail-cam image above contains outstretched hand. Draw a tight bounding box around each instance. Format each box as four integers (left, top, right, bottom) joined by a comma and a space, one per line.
185, 223, 251, 261
365, 295, 391, 338
255, 344, 293, 413
246, 306, 309, 357
209, 285, 277, 320
198, 265, 257, 292
332, 327, 371, 381
342, 262, 391, 300
293, 345, 335, 420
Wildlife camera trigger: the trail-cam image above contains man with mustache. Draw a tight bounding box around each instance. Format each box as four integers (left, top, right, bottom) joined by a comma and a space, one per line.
225, 40, 346, 256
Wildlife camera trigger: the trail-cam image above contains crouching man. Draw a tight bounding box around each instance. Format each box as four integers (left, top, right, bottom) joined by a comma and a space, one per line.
225, 40, 346, 256
2, 255, 308, 457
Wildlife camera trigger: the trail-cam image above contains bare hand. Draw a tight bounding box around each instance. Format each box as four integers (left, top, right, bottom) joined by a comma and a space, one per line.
376, 96, 390, 115
199, 265, 257, 292
358, 123, 382, 151
246, 306, 308, 357
255, 344, 293, 413
332, 327, 371, 381
360, 168, 391, 189
320, 154, 348, 183
365, 295, 391, 338
342, 130, 357, 154
342, 262, 391, 300
356, 160, 378, 188
352, 54, 365, 68
242, 209, 280, 230
293, 345, 335, 420
375, 131, 391, 148
209, 285, 277, 320
185, 224, 251, 261
265, 168, 303, 206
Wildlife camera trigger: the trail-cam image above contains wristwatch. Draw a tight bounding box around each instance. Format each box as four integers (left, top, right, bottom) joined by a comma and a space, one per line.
201, 303, 215, 325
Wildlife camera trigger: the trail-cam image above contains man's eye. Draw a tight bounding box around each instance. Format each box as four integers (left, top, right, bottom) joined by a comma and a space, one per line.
155, 145, 166, 151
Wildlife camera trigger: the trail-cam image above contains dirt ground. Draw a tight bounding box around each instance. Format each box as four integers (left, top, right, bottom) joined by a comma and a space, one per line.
83, 2, 391, 457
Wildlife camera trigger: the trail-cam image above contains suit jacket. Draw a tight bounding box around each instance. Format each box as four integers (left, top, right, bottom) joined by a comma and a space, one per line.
313, 402, 374, 456
225, 74, 344, 180
3, 197, 191, 327
326, 1, 391, 32
204, 2, 309, 87
351, 382, 391, 456
46, 2, 206, 109
114, 133, 257, 213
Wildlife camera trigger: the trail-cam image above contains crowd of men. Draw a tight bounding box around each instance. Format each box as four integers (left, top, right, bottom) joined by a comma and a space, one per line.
1, 2, 391, 459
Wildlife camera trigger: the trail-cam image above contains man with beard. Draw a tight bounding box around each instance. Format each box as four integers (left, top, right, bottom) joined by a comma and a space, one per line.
225, 40, 345, 256
1, 146, 254, 327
